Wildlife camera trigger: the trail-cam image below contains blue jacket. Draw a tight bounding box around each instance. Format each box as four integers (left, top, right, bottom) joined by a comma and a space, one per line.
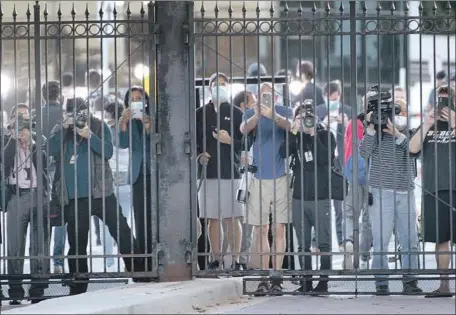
118, 120, 152, 184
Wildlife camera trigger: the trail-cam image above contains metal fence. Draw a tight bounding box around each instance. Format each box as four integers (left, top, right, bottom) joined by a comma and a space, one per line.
0, 0, 455, 303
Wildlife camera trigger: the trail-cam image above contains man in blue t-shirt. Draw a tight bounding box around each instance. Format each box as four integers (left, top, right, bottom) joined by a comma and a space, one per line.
240, 82, 293, 294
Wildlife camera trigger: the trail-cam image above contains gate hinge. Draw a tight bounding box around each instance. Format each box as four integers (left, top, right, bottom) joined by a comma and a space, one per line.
183, 24, 189, 44
154, 133, 162, 156
184, 132, 191, 154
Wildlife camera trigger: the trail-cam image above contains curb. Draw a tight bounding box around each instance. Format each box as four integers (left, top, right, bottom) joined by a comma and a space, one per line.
2, 278, 244, 314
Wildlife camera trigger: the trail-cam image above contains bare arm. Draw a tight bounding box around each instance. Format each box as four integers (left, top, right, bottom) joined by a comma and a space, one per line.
274, 114, 291, 131
240, 113, 260, 135
409, 122, 433, 154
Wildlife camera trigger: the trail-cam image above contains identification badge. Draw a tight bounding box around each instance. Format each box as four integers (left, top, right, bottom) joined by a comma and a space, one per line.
304, 151, 313, 162
69, 155, 77, 164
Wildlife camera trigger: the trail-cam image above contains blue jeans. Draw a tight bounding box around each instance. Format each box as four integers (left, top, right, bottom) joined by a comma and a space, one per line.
53, 226, 66, 268
369, 188, 419, 286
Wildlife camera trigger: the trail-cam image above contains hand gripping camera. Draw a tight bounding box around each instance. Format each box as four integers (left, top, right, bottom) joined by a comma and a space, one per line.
366, 85, 401, 126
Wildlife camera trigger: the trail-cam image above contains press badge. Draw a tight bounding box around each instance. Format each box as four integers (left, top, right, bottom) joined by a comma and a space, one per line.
69, 155, 77, 164
304, 151, 313, 162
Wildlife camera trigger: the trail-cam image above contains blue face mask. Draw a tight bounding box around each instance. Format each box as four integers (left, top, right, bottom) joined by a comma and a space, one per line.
328, 100, 340, 111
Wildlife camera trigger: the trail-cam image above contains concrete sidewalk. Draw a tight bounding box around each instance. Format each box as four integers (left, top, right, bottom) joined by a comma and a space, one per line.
208, 295, 456, 314
2, 278, 243, 314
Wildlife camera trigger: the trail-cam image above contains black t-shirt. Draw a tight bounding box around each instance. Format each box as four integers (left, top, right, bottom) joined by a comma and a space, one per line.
421, 120, 456, 194
196, 102, 244, 179
292, 82, 325, 106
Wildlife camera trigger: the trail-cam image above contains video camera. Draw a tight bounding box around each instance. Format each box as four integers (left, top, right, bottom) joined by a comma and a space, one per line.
366, 85, 401, 126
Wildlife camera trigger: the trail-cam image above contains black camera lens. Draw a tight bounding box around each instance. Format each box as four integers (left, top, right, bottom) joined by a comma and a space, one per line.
303, 116, 315, 128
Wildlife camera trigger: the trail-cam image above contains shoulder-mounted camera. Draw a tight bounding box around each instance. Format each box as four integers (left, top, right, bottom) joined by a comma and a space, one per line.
366, 84, 401, 126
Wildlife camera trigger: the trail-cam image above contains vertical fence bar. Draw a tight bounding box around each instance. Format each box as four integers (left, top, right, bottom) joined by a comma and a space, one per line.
33, 0, 46, 273
349, 0, 359, 271
155, 0, 193, 281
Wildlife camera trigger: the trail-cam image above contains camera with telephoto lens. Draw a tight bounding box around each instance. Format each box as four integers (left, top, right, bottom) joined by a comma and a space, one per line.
236, 164, 257, 204
66, 97, 88, 128
300, 99, 316, 128
366, 84, 401, 126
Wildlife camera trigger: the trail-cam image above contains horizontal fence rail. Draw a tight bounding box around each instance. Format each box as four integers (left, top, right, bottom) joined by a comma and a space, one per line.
0, 0, 455, 304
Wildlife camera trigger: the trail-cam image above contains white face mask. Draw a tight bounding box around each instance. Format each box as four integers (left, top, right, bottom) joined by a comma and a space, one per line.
211, 86, 229, 104
394, 115, 407, 130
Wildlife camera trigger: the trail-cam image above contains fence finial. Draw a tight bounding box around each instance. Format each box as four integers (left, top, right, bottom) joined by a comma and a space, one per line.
339, 2, 344, 15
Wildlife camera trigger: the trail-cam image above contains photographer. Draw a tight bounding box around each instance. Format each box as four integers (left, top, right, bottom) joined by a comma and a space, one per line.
2, 104, 49, 305
409, 85, 456, 297
360, 87, 422, 295
118, 86, 154, 276
48, 98, 145, 295
280, 102, 335, 294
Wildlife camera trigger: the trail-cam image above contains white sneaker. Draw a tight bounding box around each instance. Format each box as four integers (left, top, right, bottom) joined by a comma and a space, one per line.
54, 266, 64, 274
341, 242, 354, 270
360, 260, 369, 270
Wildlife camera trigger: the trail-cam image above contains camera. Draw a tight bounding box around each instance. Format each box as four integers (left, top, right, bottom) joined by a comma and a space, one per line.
66, 97, 88, 128
238, 164, 258, 174
366, 85, 401, 126
297, 99, 316, 128
236, 164, 257, 204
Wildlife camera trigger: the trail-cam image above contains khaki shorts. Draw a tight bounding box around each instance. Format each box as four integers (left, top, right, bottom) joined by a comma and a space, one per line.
245, 175, 291, 226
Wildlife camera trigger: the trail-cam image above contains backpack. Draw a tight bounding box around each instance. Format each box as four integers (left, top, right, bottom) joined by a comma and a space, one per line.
344, 152, 367, 186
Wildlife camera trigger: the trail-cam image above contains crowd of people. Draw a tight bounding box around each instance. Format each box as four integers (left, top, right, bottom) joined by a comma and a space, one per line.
195, 61, 456, 297
0, 70, 155, 305
0, 62, 455, 306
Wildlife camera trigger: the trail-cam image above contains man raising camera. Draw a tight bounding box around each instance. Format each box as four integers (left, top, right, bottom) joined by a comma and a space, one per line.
47, 99, 144, 295
2, 104, 49, 305
360, 87, 422, 295
280, 101, 336, 294
410, 85, 456, 297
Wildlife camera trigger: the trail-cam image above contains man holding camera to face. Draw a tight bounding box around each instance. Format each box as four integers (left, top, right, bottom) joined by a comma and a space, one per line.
47, 98, 144, 295
360, 87, 422, 295
410, 85, 456, 297
280, 100, 336, 294
2, 104, 50, 305
240, 82, 293, 295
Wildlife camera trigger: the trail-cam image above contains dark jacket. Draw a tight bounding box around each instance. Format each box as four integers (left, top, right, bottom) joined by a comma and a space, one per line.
196, 101, 244, 179
279, 127, 336, 200
118, 119, 152, 184
48, 116, 114, 205
42, 101, 63, 139
316, 103, 352, 167
2, 136, 49, 197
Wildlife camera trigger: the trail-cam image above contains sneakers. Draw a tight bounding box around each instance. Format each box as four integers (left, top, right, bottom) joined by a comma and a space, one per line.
54, 265, 64, 274
403, 281, 423, 294
208, 260, 220, 270
312, 279, 328, 294
341, 242, 354, 269
254, 281, 270, 296
375, 285, 390, 296
359, 259, 369, 270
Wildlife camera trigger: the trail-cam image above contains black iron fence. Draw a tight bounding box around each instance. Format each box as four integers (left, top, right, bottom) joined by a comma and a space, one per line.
0, 0, 455, 303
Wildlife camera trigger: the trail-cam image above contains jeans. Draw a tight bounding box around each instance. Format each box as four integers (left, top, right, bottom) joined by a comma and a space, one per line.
333, 200, 343, 245
53, 226, 66, 268
292, 198, 332, 275
343, 185, 373, 261
369, 188, 419, 286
